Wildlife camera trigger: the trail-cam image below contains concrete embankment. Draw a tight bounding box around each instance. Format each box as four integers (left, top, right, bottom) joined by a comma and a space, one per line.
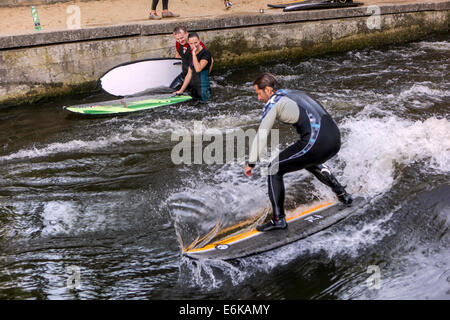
0, 1, 448, 106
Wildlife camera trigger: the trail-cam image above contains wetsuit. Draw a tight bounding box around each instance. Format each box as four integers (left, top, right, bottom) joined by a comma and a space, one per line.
170, 41, 206, 90
248, 89, 350, 223
188, 48, 212, 101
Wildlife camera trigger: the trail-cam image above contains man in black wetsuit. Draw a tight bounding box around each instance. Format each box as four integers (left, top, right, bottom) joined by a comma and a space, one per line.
244, 73, 352, 232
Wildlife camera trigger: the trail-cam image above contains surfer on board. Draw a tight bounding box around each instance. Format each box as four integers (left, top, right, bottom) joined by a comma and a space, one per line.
174, 32, 213, 102
244, 73, 352, 232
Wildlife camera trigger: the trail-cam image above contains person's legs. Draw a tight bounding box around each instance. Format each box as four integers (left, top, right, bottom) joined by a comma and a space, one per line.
307, 165, 352, 205
151, 0, 159, 10
200, 72, 211, 101
162, 0, 179, 17
257, 140, 312, 231
268, 172, 285, 220
150, 0, 161, 19
257, 115, 351, 232
304, 115, 352, 205
256, 170, 288, 232
224, 0, 233, 9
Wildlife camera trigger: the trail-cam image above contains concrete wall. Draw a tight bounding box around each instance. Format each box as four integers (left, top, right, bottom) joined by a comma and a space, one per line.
0, 1, 448, 106
0, 0, 89, 8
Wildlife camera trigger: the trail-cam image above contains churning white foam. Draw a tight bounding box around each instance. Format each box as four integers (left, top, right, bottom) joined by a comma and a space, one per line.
0, 111, 261, 163
0, 135, 132, 162
338, 116, 450, 196
40, 201, 81, 237
414, 40, 450, 51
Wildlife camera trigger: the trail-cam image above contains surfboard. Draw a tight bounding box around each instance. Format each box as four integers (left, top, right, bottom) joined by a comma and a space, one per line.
99, 58, 182, 97
63, 94, 192, 115
283, 0, 361, 12
183, 197, 366, 260
267, 0, 307, 8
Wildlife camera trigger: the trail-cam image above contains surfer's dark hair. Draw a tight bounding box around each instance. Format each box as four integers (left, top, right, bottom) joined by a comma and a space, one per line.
254, 73, 281, 91
188, 32, 200, 39
173, 26, 187, 34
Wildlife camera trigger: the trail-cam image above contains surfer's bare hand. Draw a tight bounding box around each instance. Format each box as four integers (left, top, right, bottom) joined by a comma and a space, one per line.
244, 164, 253, 177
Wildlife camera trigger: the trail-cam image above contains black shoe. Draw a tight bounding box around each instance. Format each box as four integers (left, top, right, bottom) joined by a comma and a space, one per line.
337, 192, 353, 206
256, 217, 287, 232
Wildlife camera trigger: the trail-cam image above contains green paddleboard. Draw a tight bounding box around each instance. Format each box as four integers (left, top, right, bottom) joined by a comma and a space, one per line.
63, 94, 192, 115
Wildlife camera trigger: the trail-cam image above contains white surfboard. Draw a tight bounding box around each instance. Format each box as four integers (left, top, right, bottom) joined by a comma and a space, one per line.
99, 58, 182, 97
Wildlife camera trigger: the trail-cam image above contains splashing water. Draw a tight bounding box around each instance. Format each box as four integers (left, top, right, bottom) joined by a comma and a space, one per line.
1, 35, 449, 299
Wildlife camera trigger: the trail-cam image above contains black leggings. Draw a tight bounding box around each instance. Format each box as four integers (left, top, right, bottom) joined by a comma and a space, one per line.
152, 0, 168, 10
267, 115, 344, 220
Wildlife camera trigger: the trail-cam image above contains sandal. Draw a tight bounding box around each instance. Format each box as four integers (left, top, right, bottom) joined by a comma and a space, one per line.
162, 11, 179, 18
149, 12, 162, 20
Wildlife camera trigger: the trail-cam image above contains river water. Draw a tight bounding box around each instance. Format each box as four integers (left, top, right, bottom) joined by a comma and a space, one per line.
0, 34, 448, 300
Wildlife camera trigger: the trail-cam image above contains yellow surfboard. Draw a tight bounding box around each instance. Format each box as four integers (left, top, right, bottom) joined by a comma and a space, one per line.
183, 197, 365, 260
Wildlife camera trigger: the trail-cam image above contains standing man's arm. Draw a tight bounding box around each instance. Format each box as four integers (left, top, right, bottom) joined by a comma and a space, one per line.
244, 106, 278, 176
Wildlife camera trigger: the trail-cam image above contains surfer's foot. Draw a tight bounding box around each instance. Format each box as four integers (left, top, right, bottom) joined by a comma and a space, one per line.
256, 217, 287, 232
337, 192, 353, 206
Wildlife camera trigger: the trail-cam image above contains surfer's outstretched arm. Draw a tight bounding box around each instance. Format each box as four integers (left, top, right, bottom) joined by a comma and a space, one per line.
246, 96, 297, 171
244, 123, 273, 177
